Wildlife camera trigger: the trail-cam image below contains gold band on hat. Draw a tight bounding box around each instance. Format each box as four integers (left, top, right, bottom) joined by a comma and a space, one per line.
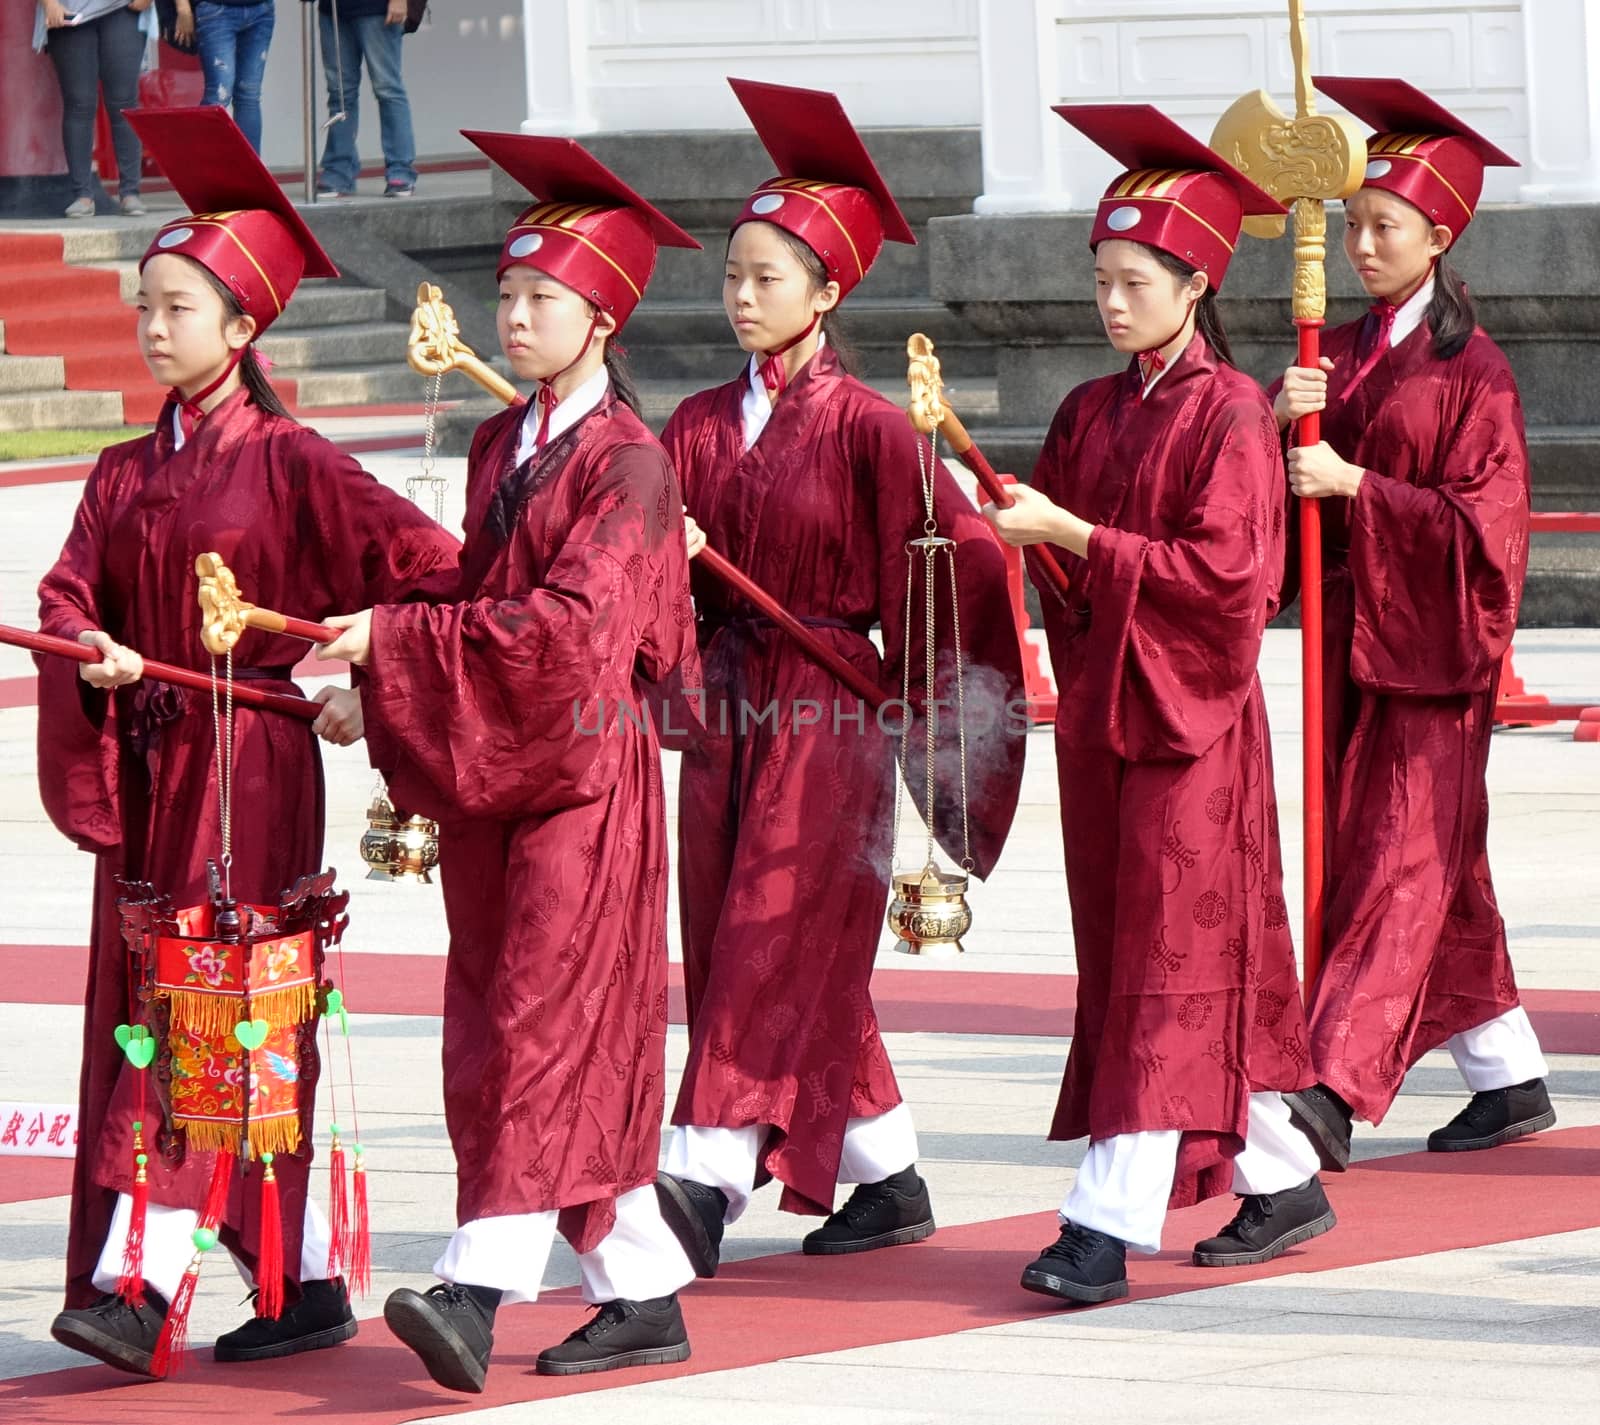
1365, 133, 1474, 223
1102, 169, 1237, 256
748, 178, 864, 281
506, 203, 643, 301
177, 214, 285, 316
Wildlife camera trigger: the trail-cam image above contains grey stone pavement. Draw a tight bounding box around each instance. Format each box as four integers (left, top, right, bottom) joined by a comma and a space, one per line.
0, 450, 1596, 1422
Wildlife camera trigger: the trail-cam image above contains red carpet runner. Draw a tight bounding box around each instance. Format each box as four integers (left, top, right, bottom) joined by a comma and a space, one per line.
4, 1126, 1597, 1419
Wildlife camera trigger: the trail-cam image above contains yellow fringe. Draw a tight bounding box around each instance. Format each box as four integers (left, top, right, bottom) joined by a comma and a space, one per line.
162, 982, 317, 1039
178, 1114, 302, 1160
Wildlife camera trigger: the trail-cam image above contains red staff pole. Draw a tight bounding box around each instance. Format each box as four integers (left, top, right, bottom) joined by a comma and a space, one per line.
3, 624, 323, 721
1295, 317, 1325, 1001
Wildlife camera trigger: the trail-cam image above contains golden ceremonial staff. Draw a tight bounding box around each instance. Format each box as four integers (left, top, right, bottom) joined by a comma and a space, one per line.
1211, 0, 1365, 998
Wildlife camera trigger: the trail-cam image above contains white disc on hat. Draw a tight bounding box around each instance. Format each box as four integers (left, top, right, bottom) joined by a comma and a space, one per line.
1105, 205, 1142, 232
751, 193, 786, 215
507, 233, 544, 257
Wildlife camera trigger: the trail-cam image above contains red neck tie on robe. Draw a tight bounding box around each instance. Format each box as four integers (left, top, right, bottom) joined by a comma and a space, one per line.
757, 315, 820, 396
1341, 298, 1402, 395
172, 348, 248, 441
1135, 346, 1167, 394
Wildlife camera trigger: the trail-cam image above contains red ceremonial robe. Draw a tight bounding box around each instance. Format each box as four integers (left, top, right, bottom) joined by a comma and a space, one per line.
36, 390, 461, 1307
360, 392, 697, 1253
1030, 334, 1312, 1211
1284, 316, 1531, 1123
661, 346, 1026, 1217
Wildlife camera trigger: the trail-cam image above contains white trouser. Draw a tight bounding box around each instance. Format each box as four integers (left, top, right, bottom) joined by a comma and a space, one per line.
1062, 1091, 1321, 1255
433, 1184, 694, 1307
1446, 1005, 1548, 1092
664, 1102, 919, 1224
93, 1192, 334, 1303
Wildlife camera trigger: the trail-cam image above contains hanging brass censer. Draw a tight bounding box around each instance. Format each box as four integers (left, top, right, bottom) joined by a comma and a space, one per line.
887, 345, 976, 954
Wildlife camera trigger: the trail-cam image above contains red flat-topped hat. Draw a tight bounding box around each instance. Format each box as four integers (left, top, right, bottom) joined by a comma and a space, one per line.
125, 107, 337, 335
1313, 76, 1518, 240
728, 78, 915, 298
1055, 104, 1286, 290
467, 129, 701, 329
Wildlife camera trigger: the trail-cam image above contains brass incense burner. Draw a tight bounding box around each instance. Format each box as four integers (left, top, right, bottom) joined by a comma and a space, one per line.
358, 793, 439, 883
887, 863, 972, 957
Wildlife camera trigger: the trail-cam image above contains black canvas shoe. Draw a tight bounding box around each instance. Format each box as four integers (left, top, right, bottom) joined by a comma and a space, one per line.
384, 1282, 500, 1394
214, 1277, 358, 1362
50, 1289, 169, 1377
1285, 1083, 1354, 1173
1020, 1223, 1128, 1304
1192, 1178, 1337, 1267
802, 1166, 935, 1256
535, 1294, 691, 1376
1429, 1078, 1556, 1152
655, 1172, 728, 1277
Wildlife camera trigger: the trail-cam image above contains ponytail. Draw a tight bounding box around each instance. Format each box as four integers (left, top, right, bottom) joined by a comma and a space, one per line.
1426, 255, 1477, 360
604, 342, 643, 417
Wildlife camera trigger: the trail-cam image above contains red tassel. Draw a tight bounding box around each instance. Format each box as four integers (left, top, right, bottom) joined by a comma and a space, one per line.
150, 1255, 201, 1379
115, 1124, 149, 1305
326, 1133, 348, 1278
348, 1146, 371, 1297
255, 1153, 284, 1319
201, 1148, 236, 1231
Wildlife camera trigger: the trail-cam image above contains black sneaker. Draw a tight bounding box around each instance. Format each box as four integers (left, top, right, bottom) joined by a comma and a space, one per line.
535, 1294, 690, 1376
1428, 1078, 1556, 1152
50, 1289, 169, 1377
214, 1277, 358, 1362
655, 1172, 727, 1278
1285, 1083, 1354, 1173
384, 180, 416, 198
1192, 1178, 1337, 1267
1020, 1223, 1128, 1304
384, 1282, 499, 1394
802, 1166, 935, 1256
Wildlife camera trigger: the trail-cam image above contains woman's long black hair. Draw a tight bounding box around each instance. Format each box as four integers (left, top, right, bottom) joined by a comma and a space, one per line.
1424, 254, 1476, 359
192, 263, 293, 418
728, 222, 860, 375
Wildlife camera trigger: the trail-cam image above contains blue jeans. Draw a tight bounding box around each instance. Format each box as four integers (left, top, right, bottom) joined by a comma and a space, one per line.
195, 1, 276, 155
317, 11, 417, 190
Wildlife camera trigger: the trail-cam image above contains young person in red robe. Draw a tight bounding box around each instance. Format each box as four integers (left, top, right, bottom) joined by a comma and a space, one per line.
316, 131, 703, 1392
984, 106, 1332, 1305
1271, 78, 1550, 1172
38, 108, 461, 1378
652, 79, 1025, 1278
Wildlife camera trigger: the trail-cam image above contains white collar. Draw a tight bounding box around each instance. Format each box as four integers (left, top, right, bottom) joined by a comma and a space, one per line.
741, 331, 826, 451
515, 362, 610, 469
1388, 274, 1436, 349
172, 402, 186, 452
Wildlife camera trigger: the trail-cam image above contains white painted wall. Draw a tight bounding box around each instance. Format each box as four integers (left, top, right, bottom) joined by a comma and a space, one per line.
973, 0, 1586, 212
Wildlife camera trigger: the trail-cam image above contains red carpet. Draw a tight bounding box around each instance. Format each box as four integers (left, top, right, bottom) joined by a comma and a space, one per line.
1, 945, 1596, 1055
3, 1126, 1597, 1419
0, 1157, 72, 1205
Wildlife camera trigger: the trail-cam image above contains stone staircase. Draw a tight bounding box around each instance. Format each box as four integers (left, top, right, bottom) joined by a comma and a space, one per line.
0, 223, 425, 432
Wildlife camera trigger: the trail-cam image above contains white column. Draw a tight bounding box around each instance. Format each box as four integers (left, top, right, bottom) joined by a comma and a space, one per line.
522, 0, 595, 136
1518, 0, 1600, 202
974, 0, 1078, 213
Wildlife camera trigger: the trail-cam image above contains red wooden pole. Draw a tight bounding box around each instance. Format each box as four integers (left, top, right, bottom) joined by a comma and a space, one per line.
937, 409, 1074, 604
3, 624, 322, 721
1294, 316, 1325, 1003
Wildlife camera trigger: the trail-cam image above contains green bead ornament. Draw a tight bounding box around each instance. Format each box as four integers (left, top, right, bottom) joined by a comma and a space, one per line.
192, 1226, 218, 1252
